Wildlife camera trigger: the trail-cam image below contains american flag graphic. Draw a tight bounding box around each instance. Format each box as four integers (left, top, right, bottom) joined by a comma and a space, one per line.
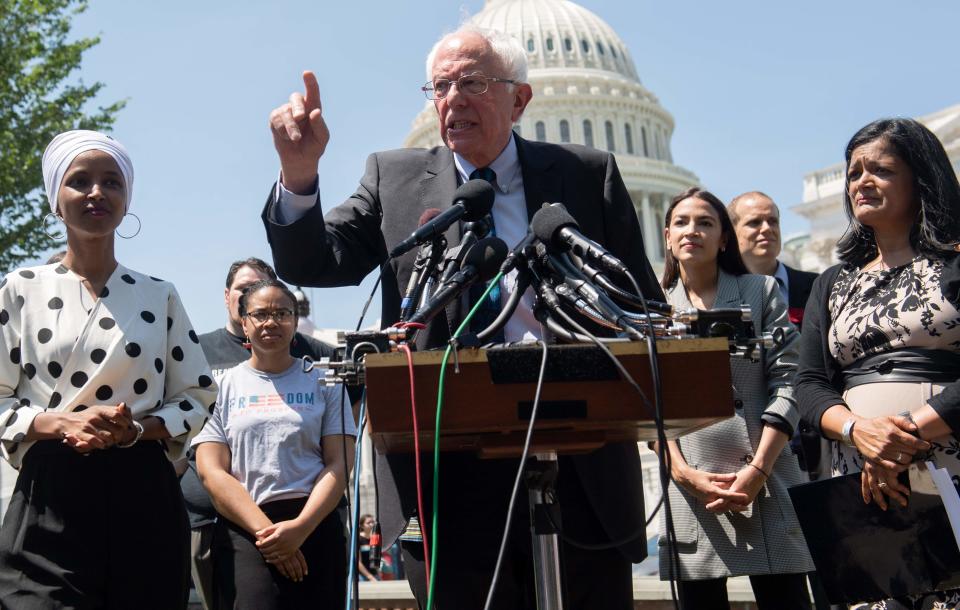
248, 394, 286, 406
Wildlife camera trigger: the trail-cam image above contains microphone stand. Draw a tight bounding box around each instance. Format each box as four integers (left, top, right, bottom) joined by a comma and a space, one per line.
400, 236, 447, 323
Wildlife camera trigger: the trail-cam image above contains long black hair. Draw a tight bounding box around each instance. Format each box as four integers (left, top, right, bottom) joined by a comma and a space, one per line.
661, 187, 749, 290
836, 118, 960, 267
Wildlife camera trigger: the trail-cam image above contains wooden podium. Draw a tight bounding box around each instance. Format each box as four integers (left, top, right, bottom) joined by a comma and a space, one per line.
363, 338, 734, 457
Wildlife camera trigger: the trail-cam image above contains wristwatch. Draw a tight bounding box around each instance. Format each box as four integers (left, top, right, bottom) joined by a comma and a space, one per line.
841, 418, 857, 448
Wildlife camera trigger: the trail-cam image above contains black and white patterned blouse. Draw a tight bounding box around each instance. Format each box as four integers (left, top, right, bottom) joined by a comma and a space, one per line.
828, 255, 960, 366
0, 263, 217, 468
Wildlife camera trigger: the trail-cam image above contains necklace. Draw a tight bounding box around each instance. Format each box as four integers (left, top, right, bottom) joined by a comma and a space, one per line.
77, 280, 93, 314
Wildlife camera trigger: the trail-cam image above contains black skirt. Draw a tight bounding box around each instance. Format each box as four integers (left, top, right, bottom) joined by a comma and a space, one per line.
0, 440, 190, 610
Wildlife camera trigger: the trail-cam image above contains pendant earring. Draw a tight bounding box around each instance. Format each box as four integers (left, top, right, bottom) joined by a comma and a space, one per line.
242, 337, 252, 349
116, 212, 142, 239
43, 213, 65, 240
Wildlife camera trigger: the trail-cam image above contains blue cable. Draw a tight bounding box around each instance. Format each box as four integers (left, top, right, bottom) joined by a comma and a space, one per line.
344, 393, 367, 610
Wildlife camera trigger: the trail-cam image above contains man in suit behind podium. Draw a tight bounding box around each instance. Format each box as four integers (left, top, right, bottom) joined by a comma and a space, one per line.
261, 25, 663, 609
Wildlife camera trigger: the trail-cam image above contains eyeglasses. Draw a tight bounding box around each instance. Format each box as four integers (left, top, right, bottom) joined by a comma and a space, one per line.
421, 73, 519, 100
245, 308, 295, 324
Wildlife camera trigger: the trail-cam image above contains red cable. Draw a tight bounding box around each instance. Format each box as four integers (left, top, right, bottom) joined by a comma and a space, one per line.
398, 343, 430, 585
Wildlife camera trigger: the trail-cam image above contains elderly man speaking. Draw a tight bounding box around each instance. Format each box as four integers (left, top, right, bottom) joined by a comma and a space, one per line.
261, 25, 662, 609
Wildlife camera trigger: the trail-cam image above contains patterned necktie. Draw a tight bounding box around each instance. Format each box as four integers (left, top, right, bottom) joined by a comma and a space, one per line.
467, 167, 503, 341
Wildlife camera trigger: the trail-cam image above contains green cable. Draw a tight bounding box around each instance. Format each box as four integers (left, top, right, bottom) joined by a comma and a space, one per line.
425, 271, 504, 610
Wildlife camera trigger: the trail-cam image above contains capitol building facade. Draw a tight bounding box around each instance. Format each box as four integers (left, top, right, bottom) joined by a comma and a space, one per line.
405, 0, 700, 270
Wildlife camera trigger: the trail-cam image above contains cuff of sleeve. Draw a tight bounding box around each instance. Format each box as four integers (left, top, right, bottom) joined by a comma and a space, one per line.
149, 401, 209, 461
762, 395, 799, 433
927, 396, 960, 436
0, 404, 44, 443
273, 171, 319, 224
761, 412, 794, 438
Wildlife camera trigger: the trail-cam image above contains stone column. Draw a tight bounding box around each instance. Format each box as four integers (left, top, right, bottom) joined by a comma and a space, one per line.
640, 192, 660, 262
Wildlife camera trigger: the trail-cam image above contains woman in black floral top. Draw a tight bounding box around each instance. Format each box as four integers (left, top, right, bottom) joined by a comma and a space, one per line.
797, 118, 960, 610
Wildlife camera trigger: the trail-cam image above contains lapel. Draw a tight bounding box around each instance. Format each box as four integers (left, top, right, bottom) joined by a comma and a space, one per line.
417, 148, 462, 333
714, 269, 744, 308
516, 136, 562, 221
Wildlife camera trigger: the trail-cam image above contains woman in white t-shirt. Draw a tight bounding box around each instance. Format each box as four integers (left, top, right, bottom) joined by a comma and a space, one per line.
194, 279, 356, 609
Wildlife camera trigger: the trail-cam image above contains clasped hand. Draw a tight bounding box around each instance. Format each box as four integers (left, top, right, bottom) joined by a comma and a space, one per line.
60, 403, 136, 453
677, 465, 759, 513
256, 520, 310, 582
852, 415, 930, 510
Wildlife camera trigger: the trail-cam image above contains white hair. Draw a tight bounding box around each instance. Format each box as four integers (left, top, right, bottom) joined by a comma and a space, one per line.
425, 24, 528, 84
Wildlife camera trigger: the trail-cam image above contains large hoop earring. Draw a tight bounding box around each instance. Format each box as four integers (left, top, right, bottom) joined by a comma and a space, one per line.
43, 213, 65, 240
116, 212, 141, 239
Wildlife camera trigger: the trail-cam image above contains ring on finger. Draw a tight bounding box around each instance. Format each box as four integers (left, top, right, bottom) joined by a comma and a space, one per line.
895, 451, 904, 464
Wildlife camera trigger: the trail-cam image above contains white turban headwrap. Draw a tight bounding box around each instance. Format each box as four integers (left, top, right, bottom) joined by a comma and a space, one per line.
41, 130, 134, 215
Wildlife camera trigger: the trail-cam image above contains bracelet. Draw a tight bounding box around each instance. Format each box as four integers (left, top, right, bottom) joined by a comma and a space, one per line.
117, 420, 144, 448
747, 462, 769, 478
841, 417, 858, 448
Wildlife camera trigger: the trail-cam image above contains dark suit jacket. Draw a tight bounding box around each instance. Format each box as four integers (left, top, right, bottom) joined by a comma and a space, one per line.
784, 263, 817, 330
261, 135, 662, 562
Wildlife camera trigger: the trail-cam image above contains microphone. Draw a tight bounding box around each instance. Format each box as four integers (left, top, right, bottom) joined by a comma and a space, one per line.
530, 203, 629, 275
407, 237, 508, 327
499, 231, 539, 274
399, 209, 446, 321
389, 180, 495, 259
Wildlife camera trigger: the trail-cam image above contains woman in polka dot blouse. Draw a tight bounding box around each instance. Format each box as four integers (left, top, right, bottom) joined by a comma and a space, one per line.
0, 131, 217, 609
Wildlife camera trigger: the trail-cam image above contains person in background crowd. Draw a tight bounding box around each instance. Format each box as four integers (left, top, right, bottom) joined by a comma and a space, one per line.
357, 513, 380, 582
0, 130, 215, 609
181, 257, 340, 610
195, 279, 355, 609
658, 187, 814, 609
796, 118, 960, 610
729, 192, 836, 610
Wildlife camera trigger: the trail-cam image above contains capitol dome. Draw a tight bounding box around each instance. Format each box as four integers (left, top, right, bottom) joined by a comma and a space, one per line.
404, 0, 700, 266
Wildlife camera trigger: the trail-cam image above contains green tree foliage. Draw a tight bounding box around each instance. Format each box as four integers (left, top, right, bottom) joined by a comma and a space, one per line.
0, 0, 125, 271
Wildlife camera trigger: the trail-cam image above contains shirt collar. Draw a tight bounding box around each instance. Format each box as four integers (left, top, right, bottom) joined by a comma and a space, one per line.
453, 133, 521, 195
774, 260, 790, 288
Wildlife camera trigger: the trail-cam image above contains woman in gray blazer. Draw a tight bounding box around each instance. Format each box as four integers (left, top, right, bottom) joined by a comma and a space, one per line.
657, 187, 814, 609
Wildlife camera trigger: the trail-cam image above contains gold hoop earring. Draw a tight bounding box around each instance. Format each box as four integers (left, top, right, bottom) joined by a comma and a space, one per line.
43, 213, 65, 240
116, 212, 141, 239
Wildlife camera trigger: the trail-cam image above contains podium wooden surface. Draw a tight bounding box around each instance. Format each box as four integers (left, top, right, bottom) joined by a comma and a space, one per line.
363, 338, 735, 457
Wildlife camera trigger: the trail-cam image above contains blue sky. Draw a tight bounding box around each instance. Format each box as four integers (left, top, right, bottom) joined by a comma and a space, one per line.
45, 0, 959, 333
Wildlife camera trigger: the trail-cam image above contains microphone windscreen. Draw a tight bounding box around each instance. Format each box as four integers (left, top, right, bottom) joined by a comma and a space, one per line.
418, 208, 443, 227
453, 179, 496, 221
462, 237, 508, 281
530, 203, 579, 244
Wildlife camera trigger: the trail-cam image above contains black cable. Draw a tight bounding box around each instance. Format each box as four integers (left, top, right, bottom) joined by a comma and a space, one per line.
345, 265, 384, 606
550, 267, 680, 608
482, 340, 550, 610
541, 492, 664, 551
476, 272, 530, 342
623, 269, 681, 609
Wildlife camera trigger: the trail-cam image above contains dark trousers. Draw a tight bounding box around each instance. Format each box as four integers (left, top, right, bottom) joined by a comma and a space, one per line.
0, 440, 190, 610
400, 459, 634, 610
676, 573, 812, 610
213, 498, 346, 610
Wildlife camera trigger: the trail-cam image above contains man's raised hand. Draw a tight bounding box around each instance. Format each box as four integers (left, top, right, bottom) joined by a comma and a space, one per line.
269, 71, 329, 194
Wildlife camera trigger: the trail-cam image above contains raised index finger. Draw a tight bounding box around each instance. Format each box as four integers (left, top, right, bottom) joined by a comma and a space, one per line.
302, 71, 321, 112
